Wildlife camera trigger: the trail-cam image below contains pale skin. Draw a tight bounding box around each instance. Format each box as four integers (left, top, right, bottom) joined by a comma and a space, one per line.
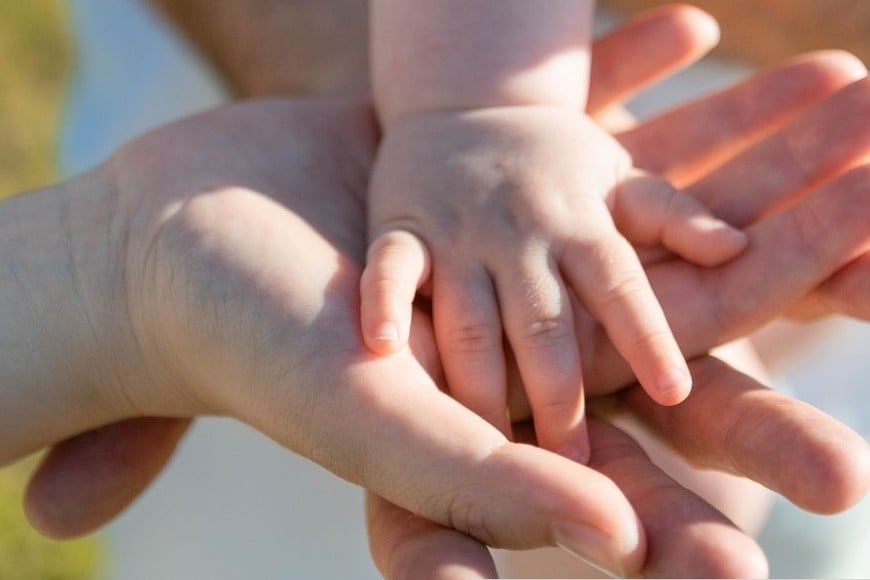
363, 0, 748, 459
7, 3, 869, 576
4, 42, 868, 580
4, 89, 867, 576
150, 4, 870, 575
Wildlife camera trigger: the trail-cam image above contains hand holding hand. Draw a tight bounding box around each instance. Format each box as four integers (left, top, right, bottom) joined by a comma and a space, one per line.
362, 105, 746, 458
8, 6, 870, 578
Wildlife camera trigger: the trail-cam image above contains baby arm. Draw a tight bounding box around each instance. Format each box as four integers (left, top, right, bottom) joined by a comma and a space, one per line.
371, 0, 594, 123
362, 0, 746, 459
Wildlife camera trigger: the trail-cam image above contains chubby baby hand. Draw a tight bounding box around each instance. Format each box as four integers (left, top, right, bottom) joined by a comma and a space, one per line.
360, 106, 747, 460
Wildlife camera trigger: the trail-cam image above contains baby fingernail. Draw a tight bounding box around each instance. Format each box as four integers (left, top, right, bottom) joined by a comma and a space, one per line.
558, 443, 591, 465
716, 220, 749, 244
658, 362, 692, 405
374, 322, 400, 343
553, 522, 624, 578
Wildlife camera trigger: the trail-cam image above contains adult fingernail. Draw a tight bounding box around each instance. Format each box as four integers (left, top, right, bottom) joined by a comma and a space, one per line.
553, 522, 624, 578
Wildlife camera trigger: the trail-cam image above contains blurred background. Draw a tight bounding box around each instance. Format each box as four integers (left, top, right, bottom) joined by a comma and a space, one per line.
0, 1, 69, 197
0, 1, 101, 578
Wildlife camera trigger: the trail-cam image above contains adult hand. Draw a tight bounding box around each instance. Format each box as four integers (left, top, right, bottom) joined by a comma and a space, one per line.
5, 98, 654, 576
22, 4, 731, 545
0, 95, 637, 573
13, 6, 870, 578
581, 57, 870, 392
366, 15, 870, 578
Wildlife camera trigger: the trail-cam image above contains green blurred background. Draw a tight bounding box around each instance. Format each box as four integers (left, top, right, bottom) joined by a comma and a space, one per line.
0, 1, 104, 577
1, 0, 70, 195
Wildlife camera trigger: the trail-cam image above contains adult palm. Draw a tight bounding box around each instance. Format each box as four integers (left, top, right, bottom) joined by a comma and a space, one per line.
14, 7, 870, 579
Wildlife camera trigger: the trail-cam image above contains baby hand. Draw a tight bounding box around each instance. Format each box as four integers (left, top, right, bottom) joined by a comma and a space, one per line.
361, 107, 747, 459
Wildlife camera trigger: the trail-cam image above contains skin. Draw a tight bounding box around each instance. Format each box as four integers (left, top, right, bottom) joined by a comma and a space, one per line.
150, 0, 870, 322
364, 0, 750, 461
1, 51, 865, 580
161, 7, 868, 578
151, 0, 371, 97
9, 4, 869, 577
368, 49, 870, 576
371, 0, 595, 120
365, 106, 749, 459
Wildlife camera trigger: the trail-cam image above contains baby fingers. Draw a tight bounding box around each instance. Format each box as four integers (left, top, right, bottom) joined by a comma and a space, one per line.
563, 222, 692, 406
612, 170, 748, 267
434, 268, 511, 437
494, 253, 588, 463
361, 230, 431, 355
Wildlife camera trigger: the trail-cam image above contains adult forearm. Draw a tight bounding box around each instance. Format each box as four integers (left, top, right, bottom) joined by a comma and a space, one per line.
0, 168, 142, 464
151, 0, 370, 97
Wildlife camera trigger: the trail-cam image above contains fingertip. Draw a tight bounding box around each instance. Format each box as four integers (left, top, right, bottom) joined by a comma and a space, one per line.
367, 321, 405, 356
553, 511, 645, 579
701, 224, 750, 267
706, 217, 749, 251
798, 49, 868, 85
716, 220, 750, 249
650, 360, 693, 406
669, 4, 721, 50
796, 425, 870, 514
557, 427, 592, 466
374, 321, 400, 342
361, 230, 430, 356
23, 484, 72, 540
675, 215, 750, 267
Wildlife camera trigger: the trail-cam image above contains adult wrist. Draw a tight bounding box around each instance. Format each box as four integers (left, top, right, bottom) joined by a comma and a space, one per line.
0, 167, 146, 462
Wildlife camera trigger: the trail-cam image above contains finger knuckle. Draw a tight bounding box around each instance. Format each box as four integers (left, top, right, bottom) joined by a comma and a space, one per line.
369, 232, 413, 260
599, 274, 649, 310
442, 484, 499, 547
625, 327, 674, 356
533, 393, 581, 420
444, 321, 502, 354
360, 269, 406, 297
516, 315, 572, 347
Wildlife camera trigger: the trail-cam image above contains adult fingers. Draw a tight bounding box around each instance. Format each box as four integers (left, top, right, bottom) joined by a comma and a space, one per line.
587, 164, 870, 391
689, 164, 870, 344
620, 51, 867, 187
588, 4, 720, 115
494, 252, 588, 461
434, 268, 511, 437
361, 230, 431, 354
366, 420, 768, 580
621, 355, 870, 514
366, 492, 497, 580
613, 170, 748, 267
788, 253, 870, 320
586, 420, 769, 579
243, 350, 645, 576
690, 77, 870, 227
24, 417, 192, 539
